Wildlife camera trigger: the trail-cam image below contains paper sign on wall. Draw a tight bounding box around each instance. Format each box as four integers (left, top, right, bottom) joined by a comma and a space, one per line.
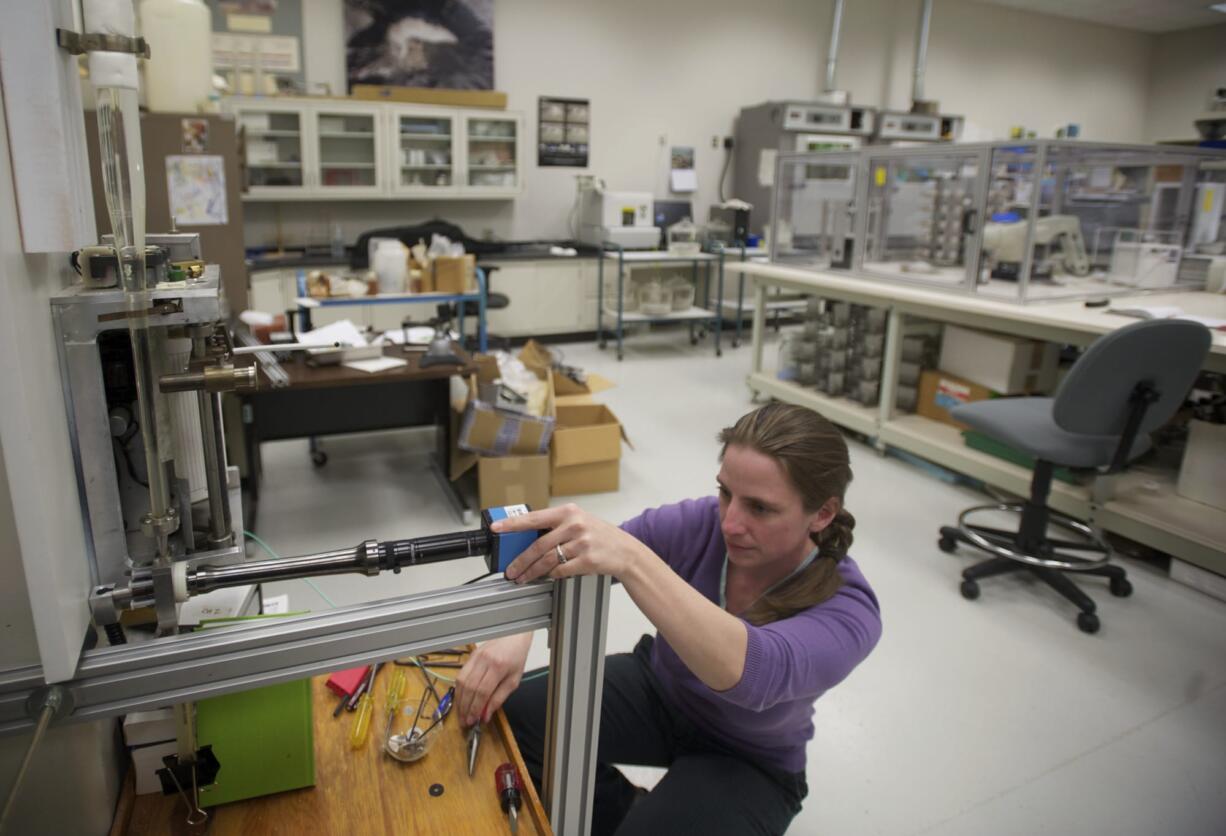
166, 155, 228, 226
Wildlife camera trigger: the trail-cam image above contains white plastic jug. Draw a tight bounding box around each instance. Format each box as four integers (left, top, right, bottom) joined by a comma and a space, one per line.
373, 240, 409, 294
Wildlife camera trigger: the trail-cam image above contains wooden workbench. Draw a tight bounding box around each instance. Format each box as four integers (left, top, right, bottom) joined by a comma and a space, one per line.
115, 666, 551, 836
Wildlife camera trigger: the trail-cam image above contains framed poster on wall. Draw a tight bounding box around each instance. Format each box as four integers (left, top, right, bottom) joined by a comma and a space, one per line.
538, 96, 589, 167
344, 0, 494, 90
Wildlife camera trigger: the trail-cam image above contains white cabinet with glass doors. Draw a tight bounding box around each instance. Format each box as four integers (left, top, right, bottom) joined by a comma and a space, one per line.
228, 97, 522, 201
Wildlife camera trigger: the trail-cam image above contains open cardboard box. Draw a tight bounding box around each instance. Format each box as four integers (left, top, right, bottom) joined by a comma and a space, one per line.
449, 347, 556, 510
551, 403, 631, 495
518, 339, 616, 405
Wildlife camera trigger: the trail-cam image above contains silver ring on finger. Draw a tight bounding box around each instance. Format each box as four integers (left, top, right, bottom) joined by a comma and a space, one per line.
555, 543, 568, 564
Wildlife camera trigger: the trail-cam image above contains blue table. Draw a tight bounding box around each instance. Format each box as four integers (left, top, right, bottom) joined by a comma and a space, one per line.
294, 268, 489, 352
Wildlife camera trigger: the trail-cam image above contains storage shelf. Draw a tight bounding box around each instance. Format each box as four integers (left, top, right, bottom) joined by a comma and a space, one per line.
877, 414, 1092, 517
601, 305, 715, 323
1098, 469, 1226, 575
400, 133, 452, 141
321, 163, 376, 169
746, 372, 879, 436
469, 165, 516, 171
402, 164, 452, 170
248, 162, 302, 169
246, 130, 300, 137
469, 136, 517, 142
319, 132, 375, 138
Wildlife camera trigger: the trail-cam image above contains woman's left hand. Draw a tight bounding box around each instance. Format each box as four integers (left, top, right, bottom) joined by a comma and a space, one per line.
495, 503, 646, 584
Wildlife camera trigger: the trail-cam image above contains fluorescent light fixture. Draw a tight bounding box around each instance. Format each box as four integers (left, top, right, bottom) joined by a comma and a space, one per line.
1211, 3, 1226, 13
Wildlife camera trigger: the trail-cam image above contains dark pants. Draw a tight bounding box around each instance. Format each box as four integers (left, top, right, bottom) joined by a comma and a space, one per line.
504, 635, 807, 836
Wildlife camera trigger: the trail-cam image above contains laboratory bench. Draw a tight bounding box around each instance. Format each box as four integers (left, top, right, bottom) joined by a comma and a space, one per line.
729, 260, 1226, 578
114, 671, 550, 836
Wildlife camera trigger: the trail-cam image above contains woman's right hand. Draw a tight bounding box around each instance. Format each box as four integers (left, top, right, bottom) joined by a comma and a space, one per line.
456, 632, 534, 727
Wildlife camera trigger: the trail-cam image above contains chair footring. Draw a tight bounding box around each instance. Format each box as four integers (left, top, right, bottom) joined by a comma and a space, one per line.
952, 503, 1113, 570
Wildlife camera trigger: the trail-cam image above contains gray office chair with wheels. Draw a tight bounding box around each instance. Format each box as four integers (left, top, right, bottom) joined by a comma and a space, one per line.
937, 319, 1212, 633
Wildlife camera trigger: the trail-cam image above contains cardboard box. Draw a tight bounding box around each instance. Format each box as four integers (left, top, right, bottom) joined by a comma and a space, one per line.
938, 324, 1059, 394
917, 369, 1000, 430
450, 350, 555, 508
432, 254, 476, 294
1177, 419, 1226, 511
551, 404, 628, 495
552, 459, 620, 496
478, 454, 550, 510
351, 84, 508, 109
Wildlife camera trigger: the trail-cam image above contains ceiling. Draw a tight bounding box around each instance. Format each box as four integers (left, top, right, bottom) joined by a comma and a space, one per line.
974, 0, 1226, 33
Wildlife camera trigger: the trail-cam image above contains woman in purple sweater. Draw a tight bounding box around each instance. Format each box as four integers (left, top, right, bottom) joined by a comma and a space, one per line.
455, 403, 882, 835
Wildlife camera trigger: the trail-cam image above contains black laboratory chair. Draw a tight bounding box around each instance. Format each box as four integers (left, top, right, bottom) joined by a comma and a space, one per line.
937, 319, 1212, 633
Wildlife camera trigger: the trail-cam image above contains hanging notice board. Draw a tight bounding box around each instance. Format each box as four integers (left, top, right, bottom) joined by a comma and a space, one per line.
538, 96, 589, 167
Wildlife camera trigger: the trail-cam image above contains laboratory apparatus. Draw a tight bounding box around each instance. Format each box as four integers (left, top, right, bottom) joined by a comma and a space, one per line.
576, 178, 660, 249
769, 140, 1226, 303
734, 101, 874, 236
873, 0, 963, 145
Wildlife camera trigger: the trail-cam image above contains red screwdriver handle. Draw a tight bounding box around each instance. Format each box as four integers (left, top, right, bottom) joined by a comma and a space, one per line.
495, 762, 523, 808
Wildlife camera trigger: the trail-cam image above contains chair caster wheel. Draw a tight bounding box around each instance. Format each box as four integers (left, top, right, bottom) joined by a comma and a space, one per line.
311, 451, 328, 467
1109, 578, 1133, 598
1077, 612, 1100, 634
938, 535, 957, 554
960, 580, 979, 600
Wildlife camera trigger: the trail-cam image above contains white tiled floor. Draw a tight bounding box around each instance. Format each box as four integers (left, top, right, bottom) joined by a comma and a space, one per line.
253, 328, 1226, 835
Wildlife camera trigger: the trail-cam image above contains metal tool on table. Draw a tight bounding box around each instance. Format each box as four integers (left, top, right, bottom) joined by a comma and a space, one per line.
386, 682, 437, 763
466, 721, 483, 776
348, 690, 374, 750
382, 667, 408, 747
495, 762, 524, 834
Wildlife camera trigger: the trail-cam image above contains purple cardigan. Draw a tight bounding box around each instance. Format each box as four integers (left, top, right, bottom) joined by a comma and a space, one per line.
621, 496, 882, 773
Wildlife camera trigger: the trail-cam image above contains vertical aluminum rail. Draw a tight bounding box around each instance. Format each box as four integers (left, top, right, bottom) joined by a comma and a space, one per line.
542, 574, 612, 836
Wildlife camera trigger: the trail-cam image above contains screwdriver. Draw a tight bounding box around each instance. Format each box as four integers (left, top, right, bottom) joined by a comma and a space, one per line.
495, 762, 523, 835
466, 722, 482, 776
383, 667, 407, 745
348, 690, 373, 749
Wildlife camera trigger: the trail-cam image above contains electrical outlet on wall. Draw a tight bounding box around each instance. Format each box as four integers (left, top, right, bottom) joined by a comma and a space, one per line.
711, 135, 719, 148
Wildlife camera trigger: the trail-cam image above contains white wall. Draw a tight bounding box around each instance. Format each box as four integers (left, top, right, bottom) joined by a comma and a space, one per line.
1146, 22, 1226, 142
247, 0, 1156, 249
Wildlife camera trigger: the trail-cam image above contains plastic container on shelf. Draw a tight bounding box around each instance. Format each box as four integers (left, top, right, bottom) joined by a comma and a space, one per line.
373, 239, 408, 294
666, 218, 702, 256
139, 0, 213, 113
666, 275, 695, 311
638, 279, 672, 316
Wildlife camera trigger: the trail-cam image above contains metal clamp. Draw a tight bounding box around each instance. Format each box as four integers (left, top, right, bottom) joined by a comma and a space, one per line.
56, 29, 151, 59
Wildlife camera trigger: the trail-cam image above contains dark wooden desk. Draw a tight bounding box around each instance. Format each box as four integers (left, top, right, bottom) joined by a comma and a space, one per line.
117, 671, 551, 836
239, 345, 477, 528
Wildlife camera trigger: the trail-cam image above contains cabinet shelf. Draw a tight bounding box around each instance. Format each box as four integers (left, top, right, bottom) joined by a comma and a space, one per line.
321, 162, 376, 169
246, 130, 300, 137
319, 132, 375, 139
249, 162, 302, 169
400, 133, 453, 141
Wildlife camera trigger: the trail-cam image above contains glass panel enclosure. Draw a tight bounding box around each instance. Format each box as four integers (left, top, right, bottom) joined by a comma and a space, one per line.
398, 114, 454, 189
241, 110, 303, 188
860, 151, 982, 291
770, 141, 1226, 303
468, 118, 517, 188
316, 111, 377, 189
772, 152, 859, 270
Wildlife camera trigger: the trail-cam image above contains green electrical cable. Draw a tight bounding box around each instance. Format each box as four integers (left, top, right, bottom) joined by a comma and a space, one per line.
243, 530, 339, 609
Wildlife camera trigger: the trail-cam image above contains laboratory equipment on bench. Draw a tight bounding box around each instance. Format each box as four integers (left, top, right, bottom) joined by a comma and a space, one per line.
768, 140, 1226, 303
707, 200, 752, 247
496, 762, 525, 835
981, 215, 1090, 281
576, 177, 659, 249
666, 217, 702, 256
734, 101, 873, 236
874, 0, 963, 145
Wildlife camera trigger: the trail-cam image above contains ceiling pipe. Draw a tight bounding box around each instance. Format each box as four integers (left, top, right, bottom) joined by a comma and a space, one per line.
911, 0, 939, 114
822, 0, 847, 102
